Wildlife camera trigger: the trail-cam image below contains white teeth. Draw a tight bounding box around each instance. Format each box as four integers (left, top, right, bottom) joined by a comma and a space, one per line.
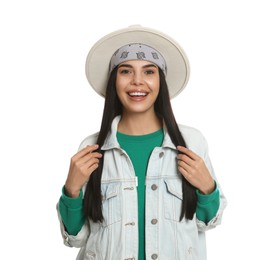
129, 92, 147, 96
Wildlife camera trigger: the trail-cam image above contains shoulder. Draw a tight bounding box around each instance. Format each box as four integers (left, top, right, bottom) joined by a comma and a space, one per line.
178, 124, 205, 140
178, 124, 208, 154
78, 132, 99, 151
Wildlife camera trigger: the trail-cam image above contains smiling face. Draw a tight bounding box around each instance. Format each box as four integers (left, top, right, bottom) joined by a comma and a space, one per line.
116, 60, 160, 117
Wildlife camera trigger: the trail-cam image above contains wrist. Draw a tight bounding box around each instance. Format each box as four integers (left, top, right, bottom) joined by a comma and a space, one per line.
64, 185, 81, 198
199, 180, 216, 195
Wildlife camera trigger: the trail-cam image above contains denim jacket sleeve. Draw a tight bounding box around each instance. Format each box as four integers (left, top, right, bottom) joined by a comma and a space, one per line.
196, 181, 220, 224
56, 201, 89, 248
56, 132, 99, 247
195, 133, 227, 232
58, 186, 85, 236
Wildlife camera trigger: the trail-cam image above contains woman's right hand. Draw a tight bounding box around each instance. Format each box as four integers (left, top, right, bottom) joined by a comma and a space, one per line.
64, 144, 103, 198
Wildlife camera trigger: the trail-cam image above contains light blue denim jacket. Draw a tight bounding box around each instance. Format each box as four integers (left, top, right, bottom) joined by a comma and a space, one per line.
57, 116, 227, 260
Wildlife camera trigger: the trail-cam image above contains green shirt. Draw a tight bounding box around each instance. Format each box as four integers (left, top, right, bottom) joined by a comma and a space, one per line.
117, 129, 164, 260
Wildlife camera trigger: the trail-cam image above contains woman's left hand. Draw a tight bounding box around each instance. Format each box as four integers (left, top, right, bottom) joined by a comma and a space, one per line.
176, 146, 215, 195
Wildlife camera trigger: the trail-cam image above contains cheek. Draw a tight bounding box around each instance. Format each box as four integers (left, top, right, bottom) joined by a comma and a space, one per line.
147, 80, 160, 94
115, 78, 122, 95
116, 76, 127, 91
115, 79, 127, 102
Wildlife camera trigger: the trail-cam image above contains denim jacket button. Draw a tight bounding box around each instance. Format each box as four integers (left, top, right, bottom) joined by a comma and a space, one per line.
151, 253, 158, 259
151, 219, 158, 225
151, 184, 158, 190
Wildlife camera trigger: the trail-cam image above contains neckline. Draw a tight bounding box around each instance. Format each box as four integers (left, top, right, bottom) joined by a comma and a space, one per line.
117, 128, 163, 142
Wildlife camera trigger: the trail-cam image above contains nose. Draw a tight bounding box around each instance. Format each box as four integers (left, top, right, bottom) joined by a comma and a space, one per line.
131, 72, 143, 86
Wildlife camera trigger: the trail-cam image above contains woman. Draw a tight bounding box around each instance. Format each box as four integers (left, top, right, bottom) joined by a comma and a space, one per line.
57, 25, 227, 260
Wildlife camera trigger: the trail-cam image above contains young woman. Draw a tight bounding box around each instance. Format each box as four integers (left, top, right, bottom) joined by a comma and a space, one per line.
57, 25, 227, 260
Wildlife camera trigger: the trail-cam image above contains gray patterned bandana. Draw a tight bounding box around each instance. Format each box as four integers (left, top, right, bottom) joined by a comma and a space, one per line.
109, 43, 167, 75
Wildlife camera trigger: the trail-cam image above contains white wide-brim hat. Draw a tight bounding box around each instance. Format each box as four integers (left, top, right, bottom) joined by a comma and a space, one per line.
85, 25, 190, 99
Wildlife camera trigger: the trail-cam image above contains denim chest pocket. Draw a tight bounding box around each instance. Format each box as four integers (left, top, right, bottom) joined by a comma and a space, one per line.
101, 183, 122, 226
163, 178, 185, 222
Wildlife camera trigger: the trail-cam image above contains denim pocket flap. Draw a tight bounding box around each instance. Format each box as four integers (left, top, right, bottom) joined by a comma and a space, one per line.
164, 179, 183, 200
104, 183, 119, 200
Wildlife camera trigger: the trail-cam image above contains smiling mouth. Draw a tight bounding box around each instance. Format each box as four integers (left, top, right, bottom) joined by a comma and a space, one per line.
128, 92, 148, 97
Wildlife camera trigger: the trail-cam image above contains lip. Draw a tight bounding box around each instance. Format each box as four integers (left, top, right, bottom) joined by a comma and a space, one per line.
127, 90, 149, 101
127, 90, 149, 97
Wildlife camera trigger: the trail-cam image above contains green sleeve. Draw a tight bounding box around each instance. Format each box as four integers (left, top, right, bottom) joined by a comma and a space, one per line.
58, 186, 85, 236
196, 182, 220, 224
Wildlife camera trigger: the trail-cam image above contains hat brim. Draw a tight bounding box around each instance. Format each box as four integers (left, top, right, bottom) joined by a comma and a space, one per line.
85, 25, 190, 99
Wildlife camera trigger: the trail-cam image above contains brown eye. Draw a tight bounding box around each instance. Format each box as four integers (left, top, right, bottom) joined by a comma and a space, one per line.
119, 69, 130, 74
145, 69, 155, 75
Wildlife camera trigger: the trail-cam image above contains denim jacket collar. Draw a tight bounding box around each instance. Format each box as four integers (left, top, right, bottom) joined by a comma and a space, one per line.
101, 115, 177, 151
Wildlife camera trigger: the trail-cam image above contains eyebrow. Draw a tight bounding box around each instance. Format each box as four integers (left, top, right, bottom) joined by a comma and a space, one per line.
118, 63, 158, 69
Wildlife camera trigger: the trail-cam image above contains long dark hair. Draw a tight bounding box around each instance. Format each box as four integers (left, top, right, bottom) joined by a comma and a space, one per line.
83, 67, 197, 222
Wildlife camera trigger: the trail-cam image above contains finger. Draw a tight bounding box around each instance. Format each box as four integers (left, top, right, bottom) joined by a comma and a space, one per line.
83, 156, 100, 168
76, 152, 102, 167
177, 153, 194, 167
89, 163, 99, 173
178, 165, 192, 180
177, 158, 193, 174
80, 158, 100, 174
177, 146, 200, 161
72, 144, 100, 161
80, 144, 100, 155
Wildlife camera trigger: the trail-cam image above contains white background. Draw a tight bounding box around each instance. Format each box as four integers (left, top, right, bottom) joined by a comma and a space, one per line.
1, 0, 262, 259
